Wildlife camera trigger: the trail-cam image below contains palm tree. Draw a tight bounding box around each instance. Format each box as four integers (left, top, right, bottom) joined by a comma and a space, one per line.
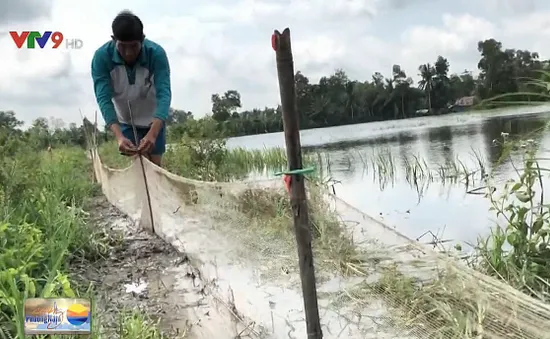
392, 65, 411, 118
345, 81, 356, 121
383, 78, 399, 119
418, 63, 435, 111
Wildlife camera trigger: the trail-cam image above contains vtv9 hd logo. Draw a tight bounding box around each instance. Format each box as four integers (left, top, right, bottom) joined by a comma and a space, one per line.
9, 31, 83, 49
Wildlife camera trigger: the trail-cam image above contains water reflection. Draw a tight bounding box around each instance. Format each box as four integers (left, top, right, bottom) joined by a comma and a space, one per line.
425, 126, 455, 167
397, 132, 415, 185
309, 132, 419, 152
482, 116, 510, 165
481, 114, 549, 178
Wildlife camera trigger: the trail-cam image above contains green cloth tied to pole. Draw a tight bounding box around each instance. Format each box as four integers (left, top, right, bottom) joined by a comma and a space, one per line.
274, 166, 315, 176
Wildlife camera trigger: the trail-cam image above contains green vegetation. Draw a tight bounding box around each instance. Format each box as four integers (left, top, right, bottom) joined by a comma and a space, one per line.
0, 116, 175, 337
476, 133, 550, 300
3, 113, 549, 338
4, 107, 549, 337
99, 137, 302, 181
117, 310, 175, 339
98, 137, 487, 203
2, 58, 550, 337
316, 148, 487, 195
101, 139, 303, 177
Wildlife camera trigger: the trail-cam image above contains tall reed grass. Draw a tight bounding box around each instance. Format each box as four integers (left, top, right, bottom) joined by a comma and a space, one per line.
99, 138, 485, 191
99, 138, 313, 181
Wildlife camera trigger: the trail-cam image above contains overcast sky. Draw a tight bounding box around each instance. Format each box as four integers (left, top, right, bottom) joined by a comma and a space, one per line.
2, 0, 550, 127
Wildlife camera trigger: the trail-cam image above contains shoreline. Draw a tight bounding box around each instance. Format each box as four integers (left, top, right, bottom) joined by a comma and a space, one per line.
224, 104, 550, 151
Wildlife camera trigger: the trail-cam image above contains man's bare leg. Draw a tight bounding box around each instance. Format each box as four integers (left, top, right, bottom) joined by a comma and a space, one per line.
135, 153, 161, 167
150, 154, 162, 167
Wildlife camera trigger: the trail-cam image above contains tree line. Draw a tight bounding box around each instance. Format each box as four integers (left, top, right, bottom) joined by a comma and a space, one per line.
1, 37, 549, 149
167, 38, 550, 138
0, 111, 96, 151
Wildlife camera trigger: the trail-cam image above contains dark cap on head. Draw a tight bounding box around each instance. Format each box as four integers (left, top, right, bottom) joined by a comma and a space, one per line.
112, 10, 144, 42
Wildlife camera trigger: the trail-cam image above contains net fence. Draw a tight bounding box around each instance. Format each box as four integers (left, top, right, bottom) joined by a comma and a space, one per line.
89, 145, 550, 339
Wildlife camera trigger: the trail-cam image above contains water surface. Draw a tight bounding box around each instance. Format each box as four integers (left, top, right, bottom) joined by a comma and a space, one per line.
227, 105, 550, 247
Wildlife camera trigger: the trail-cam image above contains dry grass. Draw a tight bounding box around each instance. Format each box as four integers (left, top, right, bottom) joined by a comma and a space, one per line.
227, 183, 365, 278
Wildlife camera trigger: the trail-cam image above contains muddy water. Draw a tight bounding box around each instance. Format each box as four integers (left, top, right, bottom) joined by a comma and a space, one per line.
226, 105, 550, 247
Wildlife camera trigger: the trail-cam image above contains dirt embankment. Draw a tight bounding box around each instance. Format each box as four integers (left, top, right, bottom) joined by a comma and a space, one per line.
74, 196, 253, 338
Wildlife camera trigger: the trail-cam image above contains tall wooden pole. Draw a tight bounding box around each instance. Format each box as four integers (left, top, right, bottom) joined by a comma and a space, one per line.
271, 28, 323, 339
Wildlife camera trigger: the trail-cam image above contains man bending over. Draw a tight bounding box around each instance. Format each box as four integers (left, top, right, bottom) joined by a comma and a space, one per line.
91, 10, 171, 167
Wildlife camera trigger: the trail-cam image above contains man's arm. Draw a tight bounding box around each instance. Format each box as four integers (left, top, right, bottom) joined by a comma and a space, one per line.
91, 50, 123, 139
149, 45, 172, 136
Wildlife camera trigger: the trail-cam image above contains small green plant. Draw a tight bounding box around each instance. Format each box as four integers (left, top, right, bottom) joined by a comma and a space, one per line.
167, 136, 229, 181
476, 134, 550, 301
117, 310, 175, 339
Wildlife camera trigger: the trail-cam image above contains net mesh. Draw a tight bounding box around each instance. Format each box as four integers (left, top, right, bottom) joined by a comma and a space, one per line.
89, 146, 550, 339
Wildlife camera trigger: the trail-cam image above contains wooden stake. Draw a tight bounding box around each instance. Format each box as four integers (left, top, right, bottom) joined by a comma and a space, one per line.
271, 28, 323, 339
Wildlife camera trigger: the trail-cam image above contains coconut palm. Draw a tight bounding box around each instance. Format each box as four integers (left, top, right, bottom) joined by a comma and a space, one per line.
418, 63, 435, 111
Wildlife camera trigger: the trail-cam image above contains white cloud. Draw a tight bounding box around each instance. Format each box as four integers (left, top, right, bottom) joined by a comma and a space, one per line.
1, 0, 550, 127
397, 14, 496, 77
484, 0, 536, 13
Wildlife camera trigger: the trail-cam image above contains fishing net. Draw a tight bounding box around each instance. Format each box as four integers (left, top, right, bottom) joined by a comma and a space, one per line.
89, 145, 550, 339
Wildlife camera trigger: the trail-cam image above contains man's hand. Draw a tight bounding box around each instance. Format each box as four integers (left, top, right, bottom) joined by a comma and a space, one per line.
117, 136, 137, 155
110, 123, 136, 156
138, 132, 156, 154
137, 118, 163, 154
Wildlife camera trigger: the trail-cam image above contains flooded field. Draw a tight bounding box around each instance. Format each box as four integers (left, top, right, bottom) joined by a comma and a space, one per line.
227, 105, 550, 246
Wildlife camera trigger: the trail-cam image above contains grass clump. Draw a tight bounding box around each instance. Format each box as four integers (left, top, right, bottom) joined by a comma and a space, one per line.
116, 310, 175, 339
316, 148, 486, 196
231, 179, 364, 277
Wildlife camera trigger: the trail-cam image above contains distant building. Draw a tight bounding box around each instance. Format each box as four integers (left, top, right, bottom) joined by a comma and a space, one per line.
447, 96, 476, 113
454, 96, 475, 107
416, 96, 476, 115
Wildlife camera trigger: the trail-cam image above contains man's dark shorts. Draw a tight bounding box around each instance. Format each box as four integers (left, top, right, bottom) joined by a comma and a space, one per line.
120, 122, 166, 155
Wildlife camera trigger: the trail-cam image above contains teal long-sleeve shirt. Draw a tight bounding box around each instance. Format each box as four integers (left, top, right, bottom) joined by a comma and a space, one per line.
91, 39, 171, 127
